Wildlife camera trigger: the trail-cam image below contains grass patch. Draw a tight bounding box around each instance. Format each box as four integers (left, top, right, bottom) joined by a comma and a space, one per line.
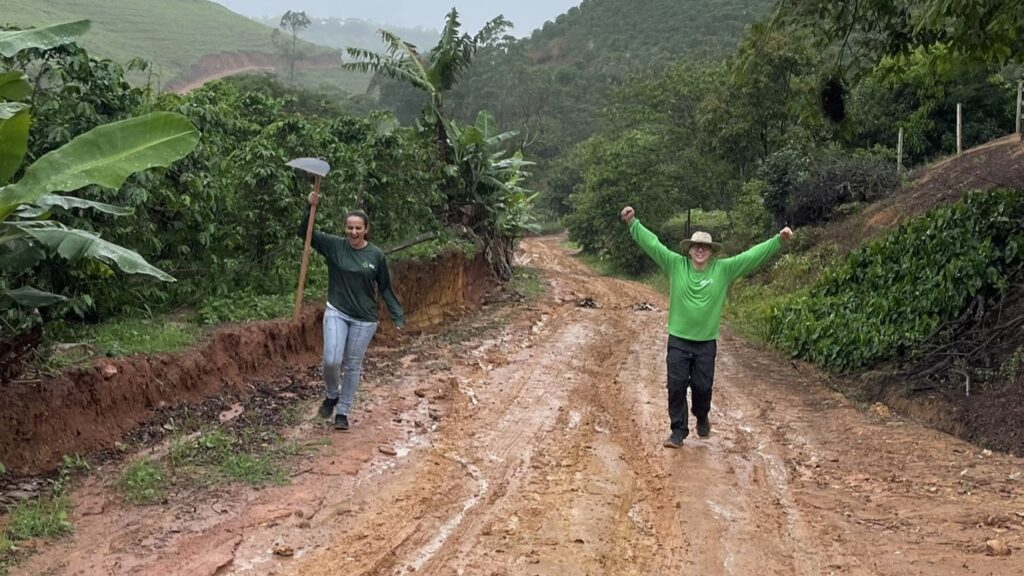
91, 319, 200, 355
0, 456, 87, 567
4, 494, 72, 541
198, 292, 294, 325
725, 282, 803, 344
43, 318, 202, 371
118, 459, 168, 504
166, 427, 288, 489
531, 220, 567, 235
510, 267, 545, 299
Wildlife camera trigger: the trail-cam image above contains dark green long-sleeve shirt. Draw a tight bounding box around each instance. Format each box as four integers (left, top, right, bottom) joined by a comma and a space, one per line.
629, 218, 781, 341
298, 208, 405, 325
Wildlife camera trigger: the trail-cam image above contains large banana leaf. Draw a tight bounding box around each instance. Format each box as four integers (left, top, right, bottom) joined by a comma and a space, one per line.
16, 194, 134, 218
475, 111, 498, 140
13, 222, 174, 281
0, 237, 44, 272
0, 112, 199, 219
0, 20, 91, 58
0, 71, 31, 101
0, 102, 30, 185
4, 286, 66, 307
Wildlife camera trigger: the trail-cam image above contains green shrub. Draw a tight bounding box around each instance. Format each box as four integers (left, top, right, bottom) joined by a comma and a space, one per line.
758, 148, 809, 224
769, 189, 1024, 372
789, 153, 896, 226
729, 179, 774, 248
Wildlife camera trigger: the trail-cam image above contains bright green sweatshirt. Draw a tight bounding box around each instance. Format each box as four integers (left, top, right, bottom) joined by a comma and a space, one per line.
629, 219, 781, 341
299, 207, 405, 325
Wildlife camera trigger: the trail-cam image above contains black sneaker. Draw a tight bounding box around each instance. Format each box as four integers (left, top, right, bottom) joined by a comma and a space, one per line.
697, 418, 711, 438
333, 413, 350, 431
318, 397, 338, 419
663, 431, 685, 449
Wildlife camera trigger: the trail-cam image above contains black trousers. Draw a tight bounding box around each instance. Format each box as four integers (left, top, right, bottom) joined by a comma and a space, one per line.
666, 335, 717, 436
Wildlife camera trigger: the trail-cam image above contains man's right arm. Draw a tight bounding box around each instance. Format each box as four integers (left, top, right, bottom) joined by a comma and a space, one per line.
297, 204, 331, 254
628, 218, 680, 273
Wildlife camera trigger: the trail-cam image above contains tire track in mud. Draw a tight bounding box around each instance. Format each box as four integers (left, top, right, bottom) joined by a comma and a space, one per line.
291, 295, 661, 575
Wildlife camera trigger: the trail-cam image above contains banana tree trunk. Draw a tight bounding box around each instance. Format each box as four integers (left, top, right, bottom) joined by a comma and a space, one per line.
484, 233, 516, 282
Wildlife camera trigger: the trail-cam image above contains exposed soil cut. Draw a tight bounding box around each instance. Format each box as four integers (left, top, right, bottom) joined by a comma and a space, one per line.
0, 250, 493, 476
824, 135, 1024, 254
8, 237, 1024, 575
166, 51, 345, 94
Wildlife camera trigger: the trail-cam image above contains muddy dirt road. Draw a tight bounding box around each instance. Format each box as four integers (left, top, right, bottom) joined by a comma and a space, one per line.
16, 236, 1024, 575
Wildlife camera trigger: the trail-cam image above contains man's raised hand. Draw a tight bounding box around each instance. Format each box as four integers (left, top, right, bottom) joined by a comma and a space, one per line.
620, 206, 635, 224
780, 227, 794, 241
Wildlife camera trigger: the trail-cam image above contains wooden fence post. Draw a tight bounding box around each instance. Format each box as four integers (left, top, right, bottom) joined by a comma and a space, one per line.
956, 103, 962, 155
897, 127, 904, 173
1016, 80, 1022, 138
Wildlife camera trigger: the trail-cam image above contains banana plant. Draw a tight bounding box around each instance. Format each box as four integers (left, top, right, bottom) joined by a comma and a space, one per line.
446, 111, 538, 236
0, 20, 200, 309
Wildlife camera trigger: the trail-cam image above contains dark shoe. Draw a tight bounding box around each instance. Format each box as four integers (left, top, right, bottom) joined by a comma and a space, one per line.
333, 413, 350, 431
663, 431, 685, 449
697, 418, 711, 438
318, 396, 338, 419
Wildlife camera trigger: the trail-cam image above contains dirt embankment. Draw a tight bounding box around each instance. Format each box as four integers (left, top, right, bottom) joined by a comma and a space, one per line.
825, 134, 1024, 254
0, 250, 494, 476
166, 50, 342, 94
793, 134, 1024, 455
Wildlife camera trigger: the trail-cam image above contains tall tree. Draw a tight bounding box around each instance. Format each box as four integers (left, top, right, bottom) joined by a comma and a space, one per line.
279, 10, 311, 84
343, 8, 510, 161
782, 0, 1024, 69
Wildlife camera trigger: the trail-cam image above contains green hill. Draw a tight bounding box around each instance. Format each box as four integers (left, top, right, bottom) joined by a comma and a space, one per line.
2, 0, 369, 93
399, 0, 776, 194
524, 0, 774, 66
379, 0, 775, 139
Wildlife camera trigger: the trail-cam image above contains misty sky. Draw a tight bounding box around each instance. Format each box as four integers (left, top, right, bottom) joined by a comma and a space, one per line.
211, 1, 581, 36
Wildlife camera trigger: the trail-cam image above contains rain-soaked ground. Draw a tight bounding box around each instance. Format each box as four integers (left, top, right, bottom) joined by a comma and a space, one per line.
14, 236, 1024, 576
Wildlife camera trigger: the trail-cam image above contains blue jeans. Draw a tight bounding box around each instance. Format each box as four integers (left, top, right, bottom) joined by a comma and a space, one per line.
323, 305, 378, 416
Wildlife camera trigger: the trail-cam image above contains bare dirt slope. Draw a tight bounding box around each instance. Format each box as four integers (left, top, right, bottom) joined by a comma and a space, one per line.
15, 236, 1024, 575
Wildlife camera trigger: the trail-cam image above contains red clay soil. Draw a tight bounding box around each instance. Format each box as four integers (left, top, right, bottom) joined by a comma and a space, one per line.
166, 50, 343, 94
0, 250, 494, 476
13, 236, 1024, 576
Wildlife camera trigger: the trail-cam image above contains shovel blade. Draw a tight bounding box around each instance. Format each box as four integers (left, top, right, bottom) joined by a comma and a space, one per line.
286, 157, 331, 177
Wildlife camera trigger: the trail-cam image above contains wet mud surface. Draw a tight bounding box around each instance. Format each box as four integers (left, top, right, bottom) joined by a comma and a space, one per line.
13, 236, 1024, 575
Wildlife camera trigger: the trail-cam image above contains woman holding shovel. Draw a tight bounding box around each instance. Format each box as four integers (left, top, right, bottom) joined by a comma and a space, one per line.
298, 191, 405, 431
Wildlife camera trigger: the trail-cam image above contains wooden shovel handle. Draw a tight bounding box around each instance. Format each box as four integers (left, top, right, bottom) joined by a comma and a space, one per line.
294, 176, 321, 321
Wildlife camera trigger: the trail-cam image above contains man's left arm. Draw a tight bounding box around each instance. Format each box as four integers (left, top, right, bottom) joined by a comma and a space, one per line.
720, 227, 794, 280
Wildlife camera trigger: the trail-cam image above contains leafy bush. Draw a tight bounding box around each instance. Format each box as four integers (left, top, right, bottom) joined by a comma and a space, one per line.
730, 179, 774, 247
758, 148, 809, 224
769, 189, 1024, 372
788, 153, 897, 226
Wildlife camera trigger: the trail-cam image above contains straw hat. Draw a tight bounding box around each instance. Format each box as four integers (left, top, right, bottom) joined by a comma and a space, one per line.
680, 231, 722, 253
